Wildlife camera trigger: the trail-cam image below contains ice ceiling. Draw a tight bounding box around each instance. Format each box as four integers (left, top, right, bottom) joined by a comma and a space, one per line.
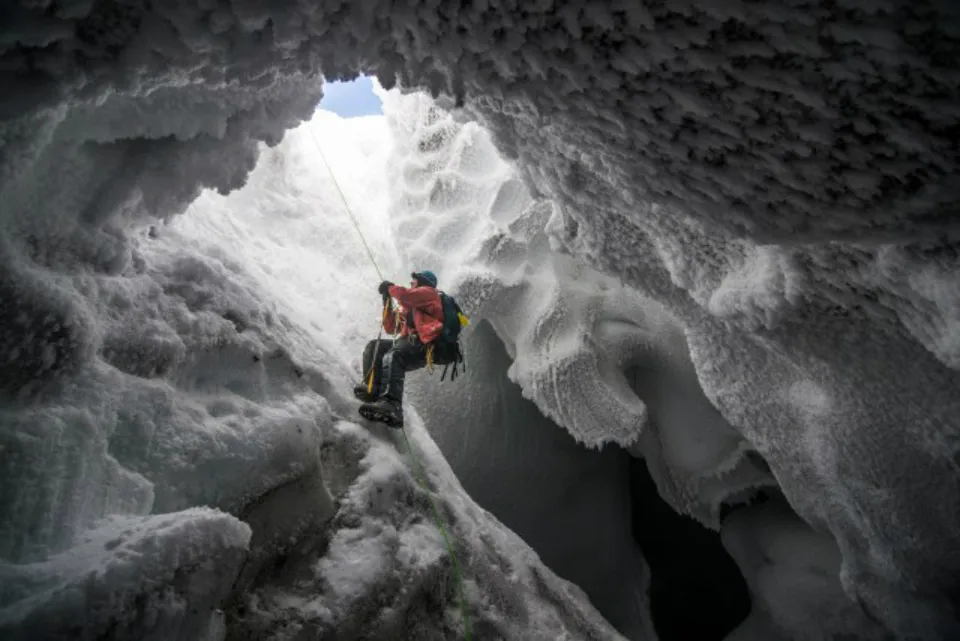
2, 1, 960, 640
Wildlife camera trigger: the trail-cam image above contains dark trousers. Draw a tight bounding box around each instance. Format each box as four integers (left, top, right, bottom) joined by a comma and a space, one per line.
362, 338, 427, 402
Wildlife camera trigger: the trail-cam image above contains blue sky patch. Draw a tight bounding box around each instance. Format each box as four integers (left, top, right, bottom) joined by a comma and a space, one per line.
320, 76, 383, 117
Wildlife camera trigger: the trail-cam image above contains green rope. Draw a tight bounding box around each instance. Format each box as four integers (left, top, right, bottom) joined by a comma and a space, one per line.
306, 121, 471, 639
306, 126, 384, 282
400, 426, 472, 640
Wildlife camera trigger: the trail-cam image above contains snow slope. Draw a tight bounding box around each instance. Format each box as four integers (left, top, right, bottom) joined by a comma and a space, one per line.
234, 410, 627, 641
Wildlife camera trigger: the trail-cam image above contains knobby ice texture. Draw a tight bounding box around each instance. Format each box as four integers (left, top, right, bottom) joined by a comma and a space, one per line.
2, 1, 960, 640
388, 90, 879, 641
232, 411, 626, 641
0, 85, 625, 640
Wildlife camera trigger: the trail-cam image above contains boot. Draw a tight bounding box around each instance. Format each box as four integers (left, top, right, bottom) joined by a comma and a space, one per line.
353, 383, 377, 403
358, 396, 404, 428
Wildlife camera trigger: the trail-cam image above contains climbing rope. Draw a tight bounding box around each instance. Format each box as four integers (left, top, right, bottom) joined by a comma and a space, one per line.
363, 304, 390, 394
400, 426, 472, 641
306, 126, 384, 282
307, 123, 471, 639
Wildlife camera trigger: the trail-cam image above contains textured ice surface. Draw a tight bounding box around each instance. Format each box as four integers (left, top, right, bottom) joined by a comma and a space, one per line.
385, 89, 884, 641
0, 109, 625, 640
721, 499, 890, 641
3, 1, 960, 639
409, 320, 654, 640
236, 412, 627, 641
390, 91, 776, 529
0, 510, 250, 641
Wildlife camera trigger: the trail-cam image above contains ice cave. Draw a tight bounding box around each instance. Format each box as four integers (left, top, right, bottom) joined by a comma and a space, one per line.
1, 1, 959, 640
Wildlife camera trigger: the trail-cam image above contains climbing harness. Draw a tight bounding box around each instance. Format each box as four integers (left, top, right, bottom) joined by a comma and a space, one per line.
307, 125, 471, 639
424, 342, 466, 381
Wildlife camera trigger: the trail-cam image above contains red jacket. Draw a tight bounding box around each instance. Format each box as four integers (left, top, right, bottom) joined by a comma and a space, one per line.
383, 284, 444, 344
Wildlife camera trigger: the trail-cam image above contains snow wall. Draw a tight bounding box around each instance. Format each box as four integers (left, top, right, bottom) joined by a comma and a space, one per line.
391, 89, 888, 641
0, 99, 628, 640
2, 2, 960, 641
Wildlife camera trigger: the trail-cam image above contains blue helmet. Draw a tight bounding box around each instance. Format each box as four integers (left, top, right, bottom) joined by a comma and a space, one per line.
411, 270, 438, 288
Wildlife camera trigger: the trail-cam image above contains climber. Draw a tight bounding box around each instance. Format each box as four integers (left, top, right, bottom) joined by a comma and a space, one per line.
354, 270, 461, 427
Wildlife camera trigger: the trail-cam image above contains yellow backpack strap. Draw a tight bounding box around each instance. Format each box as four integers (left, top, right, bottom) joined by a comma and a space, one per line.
366, 300, 391, 393
426, 343, 435, 374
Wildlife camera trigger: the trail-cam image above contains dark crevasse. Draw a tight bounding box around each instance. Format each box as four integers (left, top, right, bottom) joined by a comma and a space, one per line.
407, 320, 651, 639
630, 458, 751, 641
411, 319, 754, 640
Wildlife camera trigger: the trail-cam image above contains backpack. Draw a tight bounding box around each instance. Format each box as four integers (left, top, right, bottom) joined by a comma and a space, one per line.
431, 291, 468, 381
438, 292, 466, 344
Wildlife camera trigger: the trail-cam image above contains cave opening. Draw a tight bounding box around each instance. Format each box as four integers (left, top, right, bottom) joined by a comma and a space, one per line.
630, 458, 751, 641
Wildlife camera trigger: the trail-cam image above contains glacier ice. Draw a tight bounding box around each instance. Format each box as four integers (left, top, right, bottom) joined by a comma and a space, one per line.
0, 510, 251, 641
388, 90, 885, 641
0, 109, 625, 640
2, 1, 960, 640
721, 498, 889, 641
408, 319, 655, 640
233, 411, 627, 641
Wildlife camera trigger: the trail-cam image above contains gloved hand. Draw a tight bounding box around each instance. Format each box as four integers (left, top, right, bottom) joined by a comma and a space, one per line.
378, 280, 394, 299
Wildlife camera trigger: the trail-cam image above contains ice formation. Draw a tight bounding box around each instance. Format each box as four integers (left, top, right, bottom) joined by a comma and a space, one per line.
0, 108, 623, 640
2, 1, 960, 640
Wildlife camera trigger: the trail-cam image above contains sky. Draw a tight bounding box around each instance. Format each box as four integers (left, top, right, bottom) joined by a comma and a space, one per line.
320, 76, 384, 117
